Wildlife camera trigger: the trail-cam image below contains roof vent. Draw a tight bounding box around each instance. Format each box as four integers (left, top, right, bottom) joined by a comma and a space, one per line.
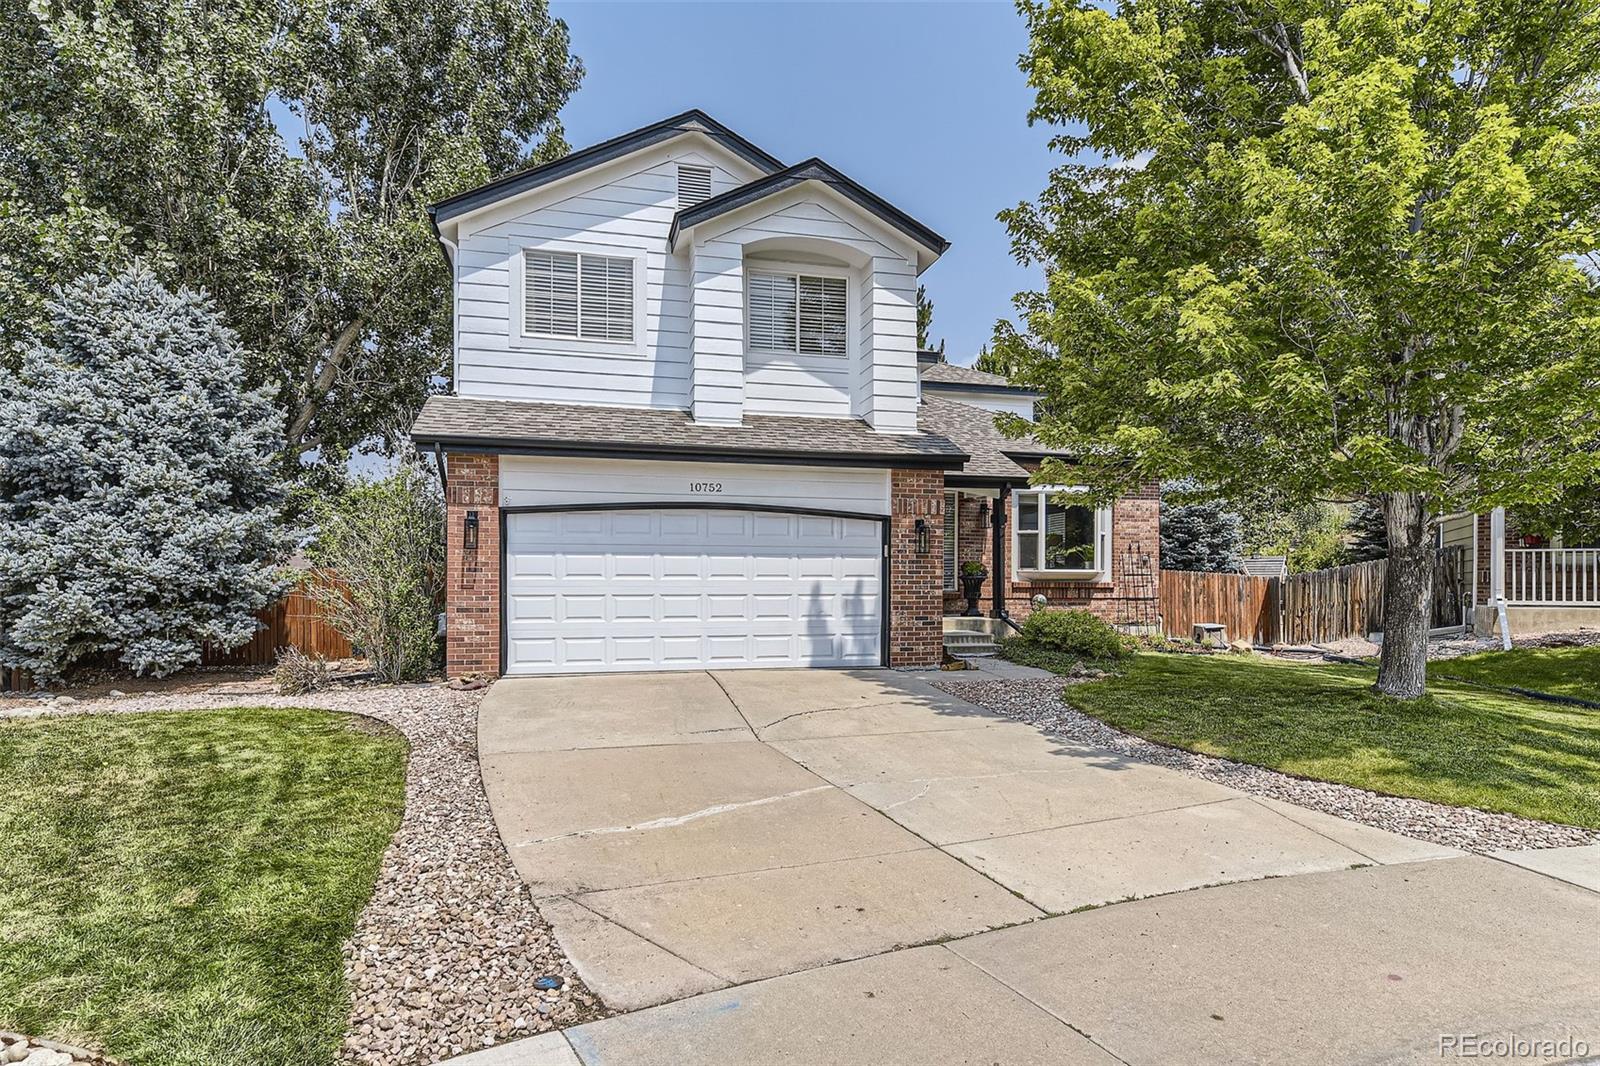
677, 164, 713, 208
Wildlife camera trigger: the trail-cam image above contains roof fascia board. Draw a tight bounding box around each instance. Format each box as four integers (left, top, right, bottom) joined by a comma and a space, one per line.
442, 134, 767, 243
920, 380, 1044, 399
430, 111, 783, 228
678, 181, 917, 268
408, 433, 969, 470
671, 159, 948, 263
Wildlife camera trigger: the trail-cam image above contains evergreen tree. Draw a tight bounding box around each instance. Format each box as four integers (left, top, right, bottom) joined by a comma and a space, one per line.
915, 285, 944, 354
0, 265, 287, 681
1345, 500, 1390, 564
1160, 481, 1245, 572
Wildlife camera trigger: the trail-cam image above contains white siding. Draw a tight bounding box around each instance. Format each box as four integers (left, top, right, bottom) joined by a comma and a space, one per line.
924, 389, 1035, 419
499, 456, 891, 515
452, 142, 755, 409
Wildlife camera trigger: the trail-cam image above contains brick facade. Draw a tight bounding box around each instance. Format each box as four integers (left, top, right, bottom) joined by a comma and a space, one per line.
445, 453, 501, 678
888, 468, 946, 667
940, 480, 1162, 628
943, 492, 996, 616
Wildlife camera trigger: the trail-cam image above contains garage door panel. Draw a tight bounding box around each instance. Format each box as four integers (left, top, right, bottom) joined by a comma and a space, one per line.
504, 508, 883, 675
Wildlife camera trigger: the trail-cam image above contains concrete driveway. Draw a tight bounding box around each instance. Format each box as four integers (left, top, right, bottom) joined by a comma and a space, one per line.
476, 669, 1600, 1065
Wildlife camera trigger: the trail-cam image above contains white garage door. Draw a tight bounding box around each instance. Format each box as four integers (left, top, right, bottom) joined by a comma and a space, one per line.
504, 508, 884, 674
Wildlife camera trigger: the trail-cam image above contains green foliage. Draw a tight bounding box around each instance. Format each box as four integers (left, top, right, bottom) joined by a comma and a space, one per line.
1, 0, 582, 462
309, 463, 444, 682
996, 0, 1600, 517
0, 265, 287, 682
916, 285, 945, 354
960, 560, 988, 577
0, 708, 406, 1065
1065, 654, 1600, 828
1160, 479, 1244, 572
1018, 608, 1130, 660
1343, 500, 1389, 563
1240, 491, 1351, 573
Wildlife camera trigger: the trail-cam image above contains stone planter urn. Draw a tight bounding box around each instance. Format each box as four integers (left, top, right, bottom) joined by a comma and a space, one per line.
958, 568, 988, 617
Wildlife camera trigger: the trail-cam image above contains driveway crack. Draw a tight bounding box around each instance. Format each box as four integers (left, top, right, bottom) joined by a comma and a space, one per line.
511, 785, 831, 847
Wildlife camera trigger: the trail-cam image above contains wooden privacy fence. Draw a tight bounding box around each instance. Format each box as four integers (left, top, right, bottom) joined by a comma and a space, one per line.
1162, 547, 1468, 646
201, 573, 352, 666
2, 572, 352, 689
1159, 570, 1281, 645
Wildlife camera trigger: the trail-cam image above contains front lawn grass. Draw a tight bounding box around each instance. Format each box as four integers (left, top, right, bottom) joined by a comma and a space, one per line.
1060, 654, 1600, 829
0, 708, 407, 1066
1428, 644, 1600, 704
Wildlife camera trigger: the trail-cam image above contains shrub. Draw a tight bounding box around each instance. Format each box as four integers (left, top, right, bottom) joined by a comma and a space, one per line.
0, 266, 287, 682
274, 646, 331, 695
1019, 609, 1130, 660
309, 462, 443, 682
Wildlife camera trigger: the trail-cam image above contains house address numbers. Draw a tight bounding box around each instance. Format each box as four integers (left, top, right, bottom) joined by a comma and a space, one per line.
689, 481, 724, 493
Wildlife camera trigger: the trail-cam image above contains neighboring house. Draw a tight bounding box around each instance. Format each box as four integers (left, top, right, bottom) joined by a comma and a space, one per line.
410, 111, 1158, 678
1442, 509, 1600, 634
1241, 556, 1289, 579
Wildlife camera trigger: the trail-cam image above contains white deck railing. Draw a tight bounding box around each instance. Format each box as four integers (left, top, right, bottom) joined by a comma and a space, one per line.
1506, 548, 1600, 606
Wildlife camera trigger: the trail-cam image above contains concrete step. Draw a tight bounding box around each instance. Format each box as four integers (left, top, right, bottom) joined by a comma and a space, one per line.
943, 632, 999, 647
943, 616, 1003, 636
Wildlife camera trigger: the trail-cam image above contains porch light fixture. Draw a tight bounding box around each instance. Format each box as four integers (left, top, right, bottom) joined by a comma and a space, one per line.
464, 510, 480, 551
978, 500, 990, 525
914, 517, 930, 555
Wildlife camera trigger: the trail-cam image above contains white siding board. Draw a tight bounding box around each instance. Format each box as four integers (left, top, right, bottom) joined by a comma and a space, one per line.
500, 457, 890, 514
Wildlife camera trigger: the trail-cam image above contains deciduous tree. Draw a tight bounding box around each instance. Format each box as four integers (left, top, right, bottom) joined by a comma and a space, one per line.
996, 0, 1600, 696
1, 0, 582, 463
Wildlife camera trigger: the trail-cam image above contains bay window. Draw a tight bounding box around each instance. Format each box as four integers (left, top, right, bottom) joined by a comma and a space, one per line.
1014, 488, 1110, 577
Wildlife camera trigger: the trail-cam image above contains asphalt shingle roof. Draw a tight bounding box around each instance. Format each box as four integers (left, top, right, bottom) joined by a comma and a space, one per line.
918, 361, 1041, 394
411, 395, 968, 468
917, 395, 1058, 481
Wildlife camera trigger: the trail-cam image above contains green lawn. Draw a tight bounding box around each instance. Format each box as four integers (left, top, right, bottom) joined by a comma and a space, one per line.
0, 708, 407, 1066
1428, 644, 1600, 704
1060, 654, 1600, 829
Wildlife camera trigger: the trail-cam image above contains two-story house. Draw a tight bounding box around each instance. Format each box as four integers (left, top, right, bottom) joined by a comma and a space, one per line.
411, 111, 1159, 677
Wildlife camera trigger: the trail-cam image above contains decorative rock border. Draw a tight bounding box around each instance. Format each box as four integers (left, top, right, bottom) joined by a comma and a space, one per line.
1, 682, 605, 1065
933, 675, 1600, 854
0, 1032, 114, 1066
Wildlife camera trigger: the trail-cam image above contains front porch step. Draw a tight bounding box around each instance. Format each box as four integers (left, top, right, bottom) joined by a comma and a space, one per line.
943, 630, 1001, 658
943, 616, 1004, 637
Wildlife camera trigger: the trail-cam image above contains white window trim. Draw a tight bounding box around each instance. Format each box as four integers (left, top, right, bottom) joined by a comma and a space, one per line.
1012, 486, 1112, 581
508, 238, 648, 357
743, 259, 854, 361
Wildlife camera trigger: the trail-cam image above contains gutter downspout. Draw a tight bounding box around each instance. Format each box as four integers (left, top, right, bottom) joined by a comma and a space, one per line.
1490, 506, 1511, 649
432, 443, 448, 496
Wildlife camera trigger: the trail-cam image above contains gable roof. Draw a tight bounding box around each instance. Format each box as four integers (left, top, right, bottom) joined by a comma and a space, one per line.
428, 110, 783, 227
918, 395, 1063, 482
919, 360, 1042, 397
668, 158, 950, 259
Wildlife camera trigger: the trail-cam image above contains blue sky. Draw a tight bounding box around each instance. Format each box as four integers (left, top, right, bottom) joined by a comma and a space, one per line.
551, 1, 1057, 366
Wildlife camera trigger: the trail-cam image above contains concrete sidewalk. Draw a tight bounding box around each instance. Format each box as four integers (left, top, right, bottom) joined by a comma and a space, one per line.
458, 854, 1597, 1066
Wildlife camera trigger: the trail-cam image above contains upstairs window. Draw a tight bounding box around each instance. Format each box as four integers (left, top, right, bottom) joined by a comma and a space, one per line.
747, 271, 848, 356
1015, 488, 1109, 576
524, 250, 633, 343
677, 164, 713, 208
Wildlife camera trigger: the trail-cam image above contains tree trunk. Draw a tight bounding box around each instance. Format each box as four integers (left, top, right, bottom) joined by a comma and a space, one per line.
1374, 490, 1432, 699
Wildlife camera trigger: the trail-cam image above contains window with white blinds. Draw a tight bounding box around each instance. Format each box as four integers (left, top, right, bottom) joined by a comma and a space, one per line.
747, 271, 847, 356
943, 491, 958, 591
677, 164, 713, 207
524, 250, 634, 342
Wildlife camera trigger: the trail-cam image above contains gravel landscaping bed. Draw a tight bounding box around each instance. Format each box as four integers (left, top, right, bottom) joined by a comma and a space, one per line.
1311, 627, 1600, 663
1, 680, 603, 1065
0, 1031, 113, 1066
932, 675, 1600, 853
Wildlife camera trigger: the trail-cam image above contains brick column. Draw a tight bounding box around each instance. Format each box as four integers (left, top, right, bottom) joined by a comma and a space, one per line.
889, 468, 945, 667
445, 453, 500, 678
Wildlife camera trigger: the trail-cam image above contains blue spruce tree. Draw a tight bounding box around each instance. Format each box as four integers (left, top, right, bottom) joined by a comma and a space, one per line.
0, 265, 287, 681
1160, 480, 1245, 572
